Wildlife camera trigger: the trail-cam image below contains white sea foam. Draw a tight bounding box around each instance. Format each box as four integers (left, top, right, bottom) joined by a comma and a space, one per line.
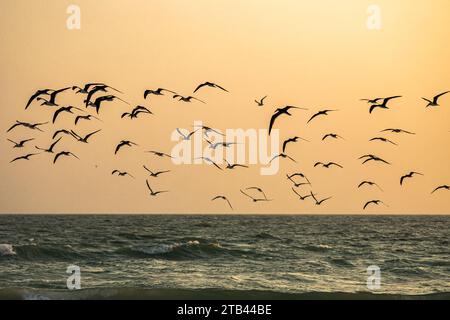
0, 244, 16, 256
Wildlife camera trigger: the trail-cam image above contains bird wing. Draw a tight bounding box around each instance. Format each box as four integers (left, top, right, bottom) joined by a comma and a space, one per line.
193, 83, 207, 93
84, 129, 101, 142
26, 91, 45, 109
115, 142, 124, 154
212, 83, 229, 92
307, 112, 322, 123
434, 91, 450, 103
268, 112, 280, 135
6, 122, 22, 133
363, 201, 374, 210
330, 162, 343, 168
53, 152, 65, 164
52, 108, 65, 124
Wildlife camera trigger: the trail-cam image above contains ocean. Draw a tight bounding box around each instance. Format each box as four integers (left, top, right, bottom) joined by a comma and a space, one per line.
0, 215, 449, 300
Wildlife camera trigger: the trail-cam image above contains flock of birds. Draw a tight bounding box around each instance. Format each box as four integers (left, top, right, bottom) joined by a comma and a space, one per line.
5, 82, 450, 211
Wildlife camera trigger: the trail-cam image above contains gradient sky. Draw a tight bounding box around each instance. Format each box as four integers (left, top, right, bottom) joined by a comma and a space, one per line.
1, 0, 449, 214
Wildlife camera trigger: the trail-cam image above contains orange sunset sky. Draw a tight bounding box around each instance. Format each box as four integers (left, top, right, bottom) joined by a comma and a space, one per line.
0, 0, 449, 214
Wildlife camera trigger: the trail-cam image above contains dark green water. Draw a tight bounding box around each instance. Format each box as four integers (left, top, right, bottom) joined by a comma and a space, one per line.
0, 215, 449, 299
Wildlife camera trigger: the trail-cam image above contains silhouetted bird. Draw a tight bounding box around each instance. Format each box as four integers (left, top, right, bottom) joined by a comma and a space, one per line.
359, 155, 390, 165
269, 106, 305, 135
10, 153, 39, 163
358, 181, 383, 191
255, 96, 267, 106
7, 121, 48, 133
369, 137, 397, 146
363, 200, 388, 210
431, 185, 449, 194
144, 88, 177, 99
52, 106, 83, 124
53, 151, 79, 164
112, 170, 134, 178
422, 91, 449, 107
71, 129, 101, 143
212, 196, 233, 210
143, 165, 170, 177
369, 96, 402, 114
381, 128, 415, 135
282, 136, 309, 152
121, 106, 153, 119
115, 140, 138, 155
400, 172, 423, 186
26, 89, 53, 109
307, 109, 338, 124
146, 180, 168, 197
7, 138, 34, 148
193, 82, 228, 93
322, 133, 345, 141
310, 192, 332, 206
35, 138, 62, 153
314, 162, 343, 169
173, 95, 205, 104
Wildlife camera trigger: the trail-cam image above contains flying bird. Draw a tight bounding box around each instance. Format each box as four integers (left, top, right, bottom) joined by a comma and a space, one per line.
144, 88, 177, 99
322, 133, 345, 141
35, 138, 62, 153
310, 192, 332, 206
74, 114, 101, 125
381, 128, 415, 135
314, 162, 343, 169
193, 82, 228, 93
270, 153, 297, 164
400, 172, 424, 186
10, 153, 39, 163
7, 138, 34, 148
7, 121, 48, 133
224, 159, 249, 170
112, 170, 135, 178
431, 185, 449, 194
146, 180, 168, 197
143, 165, 170, 177
115, 140, 138, 155
240, 189, 272, 203
282, 136, 309, 153
363, 200, 388, 210
255, 96, 267, 106
292, 188, 315, 201
71, 129, 101, 143
307, 109, 338, 124
121, 106, 153, 119
173, 95, 206, 104
211, 196, 233, 210
287, 173, 311, 186
52, 106, 84, 124
53, 151, 79, 164
368, 96, 402, 114
25, 89, 53, 109
146, 150, 173, 159
359, 155, 390, 165
422, 91, 449, 107
45, 87, 70, 106
269, 106, 306, 135
245, 187, 268, 200
369, 137, 397, 146
53, 129, 76, 140
360, 97, 383, 104
91, 95, 129, 114
358, 181, 383, 191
